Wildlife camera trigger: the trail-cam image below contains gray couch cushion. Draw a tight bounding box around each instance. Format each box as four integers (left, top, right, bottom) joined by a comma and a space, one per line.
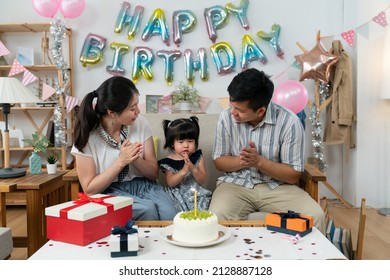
0, 227, 13, 260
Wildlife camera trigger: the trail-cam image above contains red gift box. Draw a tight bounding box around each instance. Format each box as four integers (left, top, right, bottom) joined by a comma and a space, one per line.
45, 193, 133, 246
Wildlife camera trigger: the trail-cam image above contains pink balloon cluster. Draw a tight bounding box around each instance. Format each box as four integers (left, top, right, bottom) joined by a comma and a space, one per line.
272, 80, 308, 114
32, 0, 85, 18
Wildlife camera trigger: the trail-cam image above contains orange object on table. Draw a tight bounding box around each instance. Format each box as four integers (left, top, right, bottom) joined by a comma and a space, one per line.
265, 210, 313, 236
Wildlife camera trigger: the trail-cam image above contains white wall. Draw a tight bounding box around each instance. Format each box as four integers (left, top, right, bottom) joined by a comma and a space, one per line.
355, 0, 390, 209
2, 0, 388, 208
1, 0, 347, 108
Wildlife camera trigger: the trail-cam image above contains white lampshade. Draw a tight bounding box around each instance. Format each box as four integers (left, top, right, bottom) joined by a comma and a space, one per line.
0, 77, 40, 103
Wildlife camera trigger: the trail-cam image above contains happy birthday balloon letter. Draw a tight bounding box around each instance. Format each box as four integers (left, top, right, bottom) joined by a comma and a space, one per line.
132, 47, 154, 83
79, 33, 107, 67
184, 48, 209, 84
106, 42, 130, 76
210, 42, 236, 75
157, 50, 182, 85
225, 0, 250, 30
204, 5, 229, 43
141, 8, 170, 46
114, 1, 144, 40
240, 34, 267, 70
257, 23, 284, 59
172, 10, 197, 47
295, 38, 339, 83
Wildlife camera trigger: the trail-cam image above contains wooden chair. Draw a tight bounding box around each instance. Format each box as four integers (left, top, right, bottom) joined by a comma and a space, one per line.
320, 197, 329, 225
353, 198, 366, 260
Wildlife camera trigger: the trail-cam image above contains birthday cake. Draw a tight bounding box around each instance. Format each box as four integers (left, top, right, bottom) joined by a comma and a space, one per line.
172, 210, 219, 244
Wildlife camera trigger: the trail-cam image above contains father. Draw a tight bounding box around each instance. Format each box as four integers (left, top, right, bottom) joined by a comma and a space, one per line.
209, 68, 326, 233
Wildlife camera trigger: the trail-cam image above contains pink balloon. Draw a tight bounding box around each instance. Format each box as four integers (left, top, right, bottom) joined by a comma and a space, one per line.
59, 0, 85, 18
272, 80, 308, 114
32, 0, 59, 18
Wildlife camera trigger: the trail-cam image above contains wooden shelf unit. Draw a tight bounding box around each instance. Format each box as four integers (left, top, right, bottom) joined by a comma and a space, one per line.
0, 22, 74, 170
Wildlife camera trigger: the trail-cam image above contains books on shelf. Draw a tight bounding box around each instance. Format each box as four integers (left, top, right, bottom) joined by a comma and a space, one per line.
332, 227, 343, 253
326, 219, 335, 241
331, 225, 352, 259
341, 228, 352, 259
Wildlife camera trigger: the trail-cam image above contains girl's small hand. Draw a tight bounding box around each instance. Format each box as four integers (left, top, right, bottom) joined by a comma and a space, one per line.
183, 154, 196, 173
176, 154, 189, 175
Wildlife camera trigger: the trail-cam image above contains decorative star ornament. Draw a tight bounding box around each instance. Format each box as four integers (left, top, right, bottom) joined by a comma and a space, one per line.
294, 40, 339, 83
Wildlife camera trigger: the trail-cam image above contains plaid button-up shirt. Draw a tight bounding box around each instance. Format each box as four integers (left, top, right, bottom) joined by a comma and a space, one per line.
212, 102, 305, 190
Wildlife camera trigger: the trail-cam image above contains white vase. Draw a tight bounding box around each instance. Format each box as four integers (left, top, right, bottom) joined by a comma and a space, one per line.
177, 101, 192, 113
46, 163, 57, 174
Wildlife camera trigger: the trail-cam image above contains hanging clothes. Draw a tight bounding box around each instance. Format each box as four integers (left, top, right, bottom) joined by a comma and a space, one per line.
323, 40, 355, 160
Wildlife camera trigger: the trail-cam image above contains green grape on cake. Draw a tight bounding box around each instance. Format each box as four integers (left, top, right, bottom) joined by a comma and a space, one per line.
179, 210, 213, 220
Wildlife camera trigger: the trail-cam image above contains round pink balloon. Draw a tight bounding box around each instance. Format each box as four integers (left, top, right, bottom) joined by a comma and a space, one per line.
272, 80, 308, 114
32, 0, 59, 18
59, 0, 85, 18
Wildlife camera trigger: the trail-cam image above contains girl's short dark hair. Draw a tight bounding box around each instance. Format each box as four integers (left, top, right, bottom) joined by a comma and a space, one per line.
162, 116, 200, 151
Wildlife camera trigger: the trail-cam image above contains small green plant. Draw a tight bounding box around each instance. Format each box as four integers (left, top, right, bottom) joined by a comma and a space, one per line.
22, 131, 50, 153
46, 149, 60, 164
171, 82, 199, 105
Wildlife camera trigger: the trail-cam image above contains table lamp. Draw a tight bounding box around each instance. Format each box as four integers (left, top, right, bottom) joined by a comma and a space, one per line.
0, 77, 40, 178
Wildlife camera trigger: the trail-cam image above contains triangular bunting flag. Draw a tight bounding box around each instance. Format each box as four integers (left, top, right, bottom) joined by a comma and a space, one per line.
373, 11, 387, 27
42, 83, 56, 101
291, 60, 301, 70
22, 70, 38, 86
217, 97, 229, 109
320, 35, 336, 49
0, 40, 10, 56
341, 30, 355, 47
65, 95, 80, 113
197, 96, 211, 112
8, 59, 26, 76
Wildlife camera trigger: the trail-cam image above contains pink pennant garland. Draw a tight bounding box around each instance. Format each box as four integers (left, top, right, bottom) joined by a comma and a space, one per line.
341, 30, 355, 47
198, 96, 211, 112
0, 40, 10, 56
22, 70, 38, 86
8, 59, 26, 76
218, 97, 230, 109
42, 83, 56, 101
65, 95, 80, 113
373, 11, 388, 27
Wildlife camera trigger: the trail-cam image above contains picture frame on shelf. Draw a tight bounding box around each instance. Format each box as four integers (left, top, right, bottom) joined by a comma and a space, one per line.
17, 47, 34, 65
157, 98, 172, 113
146, 95, 163, 113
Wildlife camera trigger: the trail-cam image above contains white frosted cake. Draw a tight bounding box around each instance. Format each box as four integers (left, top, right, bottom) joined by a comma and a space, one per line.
172, 210, 219, 244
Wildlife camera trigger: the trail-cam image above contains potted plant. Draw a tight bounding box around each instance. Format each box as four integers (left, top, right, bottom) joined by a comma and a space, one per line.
171, 82, 199, 112
46, 149, 60, 174
22, 131, 50, 174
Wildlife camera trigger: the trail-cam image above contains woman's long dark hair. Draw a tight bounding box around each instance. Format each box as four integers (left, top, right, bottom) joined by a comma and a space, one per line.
74, 76, 139, 152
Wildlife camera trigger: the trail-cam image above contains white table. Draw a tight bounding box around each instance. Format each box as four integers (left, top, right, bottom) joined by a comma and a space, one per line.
29, 226, 346, 260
